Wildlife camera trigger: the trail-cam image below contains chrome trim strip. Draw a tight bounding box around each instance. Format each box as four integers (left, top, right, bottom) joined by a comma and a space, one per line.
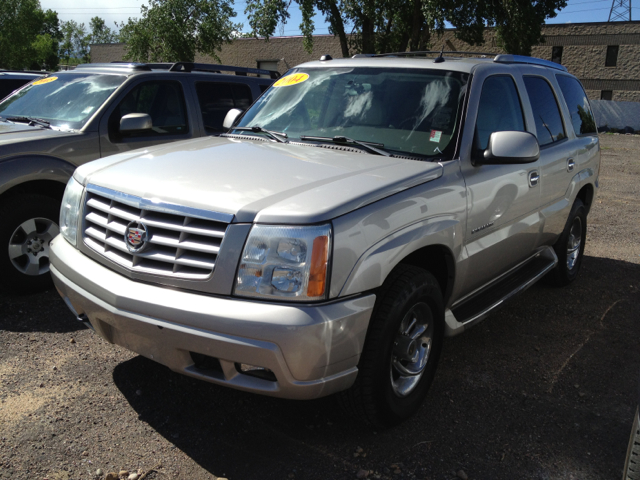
86, 184, 235, 224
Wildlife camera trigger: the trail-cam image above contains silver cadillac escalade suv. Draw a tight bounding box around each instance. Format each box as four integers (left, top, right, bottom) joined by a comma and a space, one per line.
50, 53, 600, 427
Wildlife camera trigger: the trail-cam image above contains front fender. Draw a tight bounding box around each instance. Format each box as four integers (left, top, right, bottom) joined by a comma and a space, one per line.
0, 155, 76, 196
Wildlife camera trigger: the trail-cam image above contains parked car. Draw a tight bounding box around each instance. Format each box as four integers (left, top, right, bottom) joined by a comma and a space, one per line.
0, 62, 277, 292
0, 70, 45, 100
50, 53, 600, 426
624, 377, 640, 479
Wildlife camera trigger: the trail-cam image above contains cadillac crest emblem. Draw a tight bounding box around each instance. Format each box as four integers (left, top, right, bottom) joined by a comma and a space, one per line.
125, 221, 149, 253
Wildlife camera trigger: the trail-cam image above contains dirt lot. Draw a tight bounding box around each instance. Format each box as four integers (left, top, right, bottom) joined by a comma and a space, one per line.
1, 134, 639, 480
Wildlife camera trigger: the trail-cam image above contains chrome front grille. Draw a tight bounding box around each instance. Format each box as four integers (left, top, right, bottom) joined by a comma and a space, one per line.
82, 185, 232, 280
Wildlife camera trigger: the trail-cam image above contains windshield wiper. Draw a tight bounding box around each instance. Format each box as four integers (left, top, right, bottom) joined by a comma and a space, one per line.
6, 116, 51, 129
229, 126, 288, 143
299, 135, 391, 156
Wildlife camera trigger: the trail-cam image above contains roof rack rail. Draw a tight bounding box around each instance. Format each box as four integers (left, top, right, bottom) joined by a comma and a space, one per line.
0, 69, 47, 75
493, 54, 568, 72
364, 50, 498, 58
75, 62, 153, 71
169, 62, 281, 79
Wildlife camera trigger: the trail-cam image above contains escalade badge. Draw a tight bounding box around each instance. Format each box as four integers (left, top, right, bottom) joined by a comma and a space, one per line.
125, 221, 149, 253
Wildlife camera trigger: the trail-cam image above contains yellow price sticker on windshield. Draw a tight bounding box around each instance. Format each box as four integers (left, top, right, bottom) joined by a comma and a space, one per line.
273, 73, 309, 87
32, 76, 58, 86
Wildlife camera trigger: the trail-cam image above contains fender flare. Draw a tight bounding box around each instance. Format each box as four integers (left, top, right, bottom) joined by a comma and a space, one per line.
0, 155, 76, 197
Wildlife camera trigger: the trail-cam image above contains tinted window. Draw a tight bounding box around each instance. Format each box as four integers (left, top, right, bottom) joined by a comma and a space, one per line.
552, 46, 563, 64
0, 79, 31, 100
523, 76, 566, 147
601, 90, 613, 101
474, 75, 525, 151
556, 75, 597, 135
196, 82, 253, 133
109, 81, 188, 138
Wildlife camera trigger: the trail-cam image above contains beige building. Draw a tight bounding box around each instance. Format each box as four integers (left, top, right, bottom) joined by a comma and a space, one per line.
91, 21, 640, 102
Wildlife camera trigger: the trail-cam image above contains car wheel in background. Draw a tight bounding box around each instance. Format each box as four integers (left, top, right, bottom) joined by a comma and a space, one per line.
0, 194, 60, 293
624, 405, 640, 480
340, 265, 444, 427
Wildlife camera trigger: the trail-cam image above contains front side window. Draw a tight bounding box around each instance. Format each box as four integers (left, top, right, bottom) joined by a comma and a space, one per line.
235, 67, 469, 159
196, 82, 253, 133
109, 81, 188, 138
556, 75, 597, 136
474, 75, 525, 152
523, 76, 566, 147
0, 73, 125, 130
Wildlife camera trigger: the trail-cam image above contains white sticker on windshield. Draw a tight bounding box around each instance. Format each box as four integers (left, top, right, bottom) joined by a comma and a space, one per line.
82, 106, 94, 114
430, 130, 442, 142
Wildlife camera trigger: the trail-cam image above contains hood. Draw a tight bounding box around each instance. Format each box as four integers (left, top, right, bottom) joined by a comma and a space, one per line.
0, 122, 78, 152
82, 136, 443, 224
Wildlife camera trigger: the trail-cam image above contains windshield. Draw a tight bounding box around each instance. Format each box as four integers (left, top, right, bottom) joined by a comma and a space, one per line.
236, 67, 469, 158
0, 73, 125, 130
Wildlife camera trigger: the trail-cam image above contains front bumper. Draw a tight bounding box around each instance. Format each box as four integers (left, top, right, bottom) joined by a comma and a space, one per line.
50, 236, 375, 399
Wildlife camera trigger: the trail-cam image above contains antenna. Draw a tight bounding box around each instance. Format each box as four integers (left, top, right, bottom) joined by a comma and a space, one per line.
608, 0, 631, 21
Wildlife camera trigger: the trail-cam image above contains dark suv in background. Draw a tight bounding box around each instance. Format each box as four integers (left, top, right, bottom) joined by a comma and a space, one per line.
0, 62, 277, 292
0, 70, 45, 100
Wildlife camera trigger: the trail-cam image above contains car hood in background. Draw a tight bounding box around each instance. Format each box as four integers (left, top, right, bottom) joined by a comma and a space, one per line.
82, 136, 444, 224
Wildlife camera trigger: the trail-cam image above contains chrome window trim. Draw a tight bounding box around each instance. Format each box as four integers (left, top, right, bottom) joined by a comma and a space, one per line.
86, 184, 235, 223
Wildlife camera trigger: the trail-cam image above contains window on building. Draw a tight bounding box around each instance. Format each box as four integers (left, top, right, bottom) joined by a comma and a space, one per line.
601, 90, 613, 100
474, 75, 525, 152
551, 46, 563, 64
196, 82, 253, 133
523, 76, 566, 147
605, 46, 619, 67
556, 75, 597, 136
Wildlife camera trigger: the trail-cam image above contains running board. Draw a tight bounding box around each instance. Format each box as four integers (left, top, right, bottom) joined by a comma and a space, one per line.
451, 247, 558, 329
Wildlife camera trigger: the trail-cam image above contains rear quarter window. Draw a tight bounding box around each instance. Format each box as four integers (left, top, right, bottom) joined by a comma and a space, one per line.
555, 75, 597, 136
523, 76, 566, 147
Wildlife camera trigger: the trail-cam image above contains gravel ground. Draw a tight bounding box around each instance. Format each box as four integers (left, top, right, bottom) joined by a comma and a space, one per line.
1, 134, 639, 480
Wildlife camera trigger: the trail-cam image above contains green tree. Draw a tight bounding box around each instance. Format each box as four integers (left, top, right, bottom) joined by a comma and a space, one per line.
119, 0, 241, 63
245, 0, 567, 57
0, 0, 60, 69
59, 20, 90, 65
89, 16, 120, 44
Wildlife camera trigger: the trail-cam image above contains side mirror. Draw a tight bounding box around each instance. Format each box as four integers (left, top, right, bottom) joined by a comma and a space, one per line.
476, 131, 540, 165
222, 108, 243, 131
120, 113, 152, 132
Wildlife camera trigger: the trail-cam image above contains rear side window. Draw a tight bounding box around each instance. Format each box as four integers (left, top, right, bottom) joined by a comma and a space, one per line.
196, 82, 253, 133
556, 75, 597, 136
523, 76, 566, 147
474, 75, 525, 151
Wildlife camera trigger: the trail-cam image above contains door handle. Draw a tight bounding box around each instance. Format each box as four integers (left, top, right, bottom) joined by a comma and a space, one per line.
529, 171, 539, 187
567, 158, 575, 172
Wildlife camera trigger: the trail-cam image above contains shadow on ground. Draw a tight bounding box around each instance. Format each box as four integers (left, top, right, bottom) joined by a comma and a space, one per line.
109, 256, 640, 480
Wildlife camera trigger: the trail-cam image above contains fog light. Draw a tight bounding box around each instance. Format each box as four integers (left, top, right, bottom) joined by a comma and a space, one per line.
235, 363, 277, 382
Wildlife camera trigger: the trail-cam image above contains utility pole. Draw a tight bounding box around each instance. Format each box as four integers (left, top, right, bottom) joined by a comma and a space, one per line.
608, 0, 632, 21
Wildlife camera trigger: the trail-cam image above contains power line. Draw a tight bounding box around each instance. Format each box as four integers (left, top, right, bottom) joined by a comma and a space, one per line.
555, 6, 612, 13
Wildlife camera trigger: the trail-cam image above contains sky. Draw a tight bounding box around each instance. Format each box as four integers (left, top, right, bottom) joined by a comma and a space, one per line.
40, 0, 637, 37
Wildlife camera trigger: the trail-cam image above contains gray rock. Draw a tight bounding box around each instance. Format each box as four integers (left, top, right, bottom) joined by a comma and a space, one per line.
457, 469, 468, 480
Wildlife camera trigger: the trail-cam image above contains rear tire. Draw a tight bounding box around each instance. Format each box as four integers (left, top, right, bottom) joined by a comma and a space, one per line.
340, 265, 444, 428
546, 198, 587, 287
0, 194, 60, 293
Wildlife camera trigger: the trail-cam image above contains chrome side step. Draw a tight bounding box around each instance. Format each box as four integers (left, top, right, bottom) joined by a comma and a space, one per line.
450, 247, 558, 331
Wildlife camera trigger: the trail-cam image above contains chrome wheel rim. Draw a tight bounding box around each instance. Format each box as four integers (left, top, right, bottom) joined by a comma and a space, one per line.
8, 217, 59, 276
566, 217, 582, 270
390, 302, 433, 397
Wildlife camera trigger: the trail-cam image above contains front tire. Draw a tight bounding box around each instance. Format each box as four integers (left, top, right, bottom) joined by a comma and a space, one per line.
0, 194, 61, 293
546, 198, 587, 287
340, 265, 444, 427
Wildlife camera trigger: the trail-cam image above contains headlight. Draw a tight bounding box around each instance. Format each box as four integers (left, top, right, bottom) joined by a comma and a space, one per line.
235, 224, 331, 301
59, 176, 84, 246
